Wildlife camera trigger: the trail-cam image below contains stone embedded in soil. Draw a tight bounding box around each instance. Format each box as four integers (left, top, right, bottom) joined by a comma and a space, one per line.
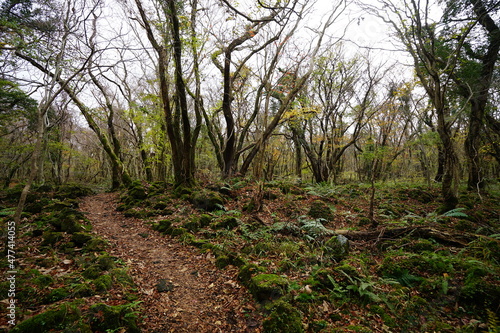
156, 279, 174, 292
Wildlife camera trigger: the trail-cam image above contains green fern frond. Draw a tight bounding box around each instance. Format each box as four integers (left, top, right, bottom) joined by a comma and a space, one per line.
488, 309, 500, 333
299, 217, 334, 239
440, 207, 468, 218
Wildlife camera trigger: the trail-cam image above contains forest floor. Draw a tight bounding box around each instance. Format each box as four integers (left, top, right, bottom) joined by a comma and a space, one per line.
1, 180, 500, 332
79, 192, 262, 332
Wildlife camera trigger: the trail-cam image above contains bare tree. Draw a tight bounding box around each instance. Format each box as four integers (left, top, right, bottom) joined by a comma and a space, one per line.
133, 0, 202, 187
289, 49, 383, 183
363, 0, 475, 211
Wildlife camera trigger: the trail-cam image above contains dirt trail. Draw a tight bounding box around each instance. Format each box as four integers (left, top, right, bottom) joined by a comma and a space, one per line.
79, 193, 262, 333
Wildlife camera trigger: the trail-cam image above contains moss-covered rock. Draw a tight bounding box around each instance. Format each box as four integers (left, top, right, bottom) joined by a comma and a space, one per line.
170, 227, 187, 236
72, 283, 94, 297
215, 252, 245, 269
94, 274, 113, 292
402, 188, 434, 204
123, 207, 160, 218
153, 220, 173, 234
96, 255, 116, 271
127, 181, 148, 200
55, 183, 94, 199
215, 255, 232, 269
190, 189, 225, 211
262, 300, 304, 333
10, 302, 81, 333
83, 238, 108, 252
250, 274, 289, 302
43, 287, 69, 303
323, 234, 349, 261
238, 263, 265, 285
33, 274, 54, 288
212, 216, 238, 230
71, 232, 93, 246
83, 264, 104, 279
41, 231, 63, 246
183, 220, 201, 232
43, 207, 86, 234
199, 214, 213, 227
24, 197, 51, 214
308, 200, 334, 221
173, 186, 193, 198
88, 303, 140, 333
43, 199, 79, 212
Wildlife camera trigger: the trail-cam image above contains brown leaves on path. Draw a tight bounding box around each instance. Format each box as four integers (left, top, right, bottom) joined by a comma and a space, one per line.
79, 193, 262, 332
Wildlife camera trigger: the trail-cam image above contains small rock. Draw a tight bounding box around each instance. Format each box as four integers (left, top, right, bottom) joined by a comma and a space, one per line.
156, 279, 174, 292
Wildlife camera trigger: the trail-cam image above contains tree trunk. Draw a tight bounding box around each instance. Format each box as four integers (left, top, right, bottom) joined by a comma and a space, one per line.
465, 101, 484, 190
293, 134, 302, 179
464, 0, 500, 190
433, 144, 444, 183
13, 104, 46, 224
436, 114, 459, 212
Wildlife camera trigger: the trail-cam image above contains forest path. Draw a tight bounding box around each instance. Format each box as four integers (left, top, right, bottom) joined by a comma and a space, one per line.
79, 192, 262, 333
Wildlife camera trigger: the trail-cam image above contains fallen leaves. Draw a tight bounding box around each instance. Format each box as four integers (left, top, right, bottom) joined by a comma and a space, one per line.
80, 193, 263, 332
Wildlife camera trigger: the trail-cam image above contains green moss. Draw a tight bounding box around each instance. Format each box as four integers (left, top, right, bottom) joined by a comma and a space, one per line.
110, 268, 135, 288
238, 263, 265, 285
323, 235, 349, 260
83, 238, 108, 252
24, 197, 51, 214
10, 302, 81, 333
262, 300, 304, 333
170, 227, 187, 236
199, 214, 213, 227
378, 252, 453, 277
41, 231, 63, 246
190, 189, 225, 211
173, 186, 192, 198
188, 237, 208, 248
72, 283, 94, 297
33, 274, 54, 288
308, 200, 334, 221
55, 183, 94, 199
96, 255, 116, 270
43, 287, 69, 303
460, 269, 500, 311
47, 207, 86, 234
42, 199, 78, 212
250, 274, 289, 302
212, 216, 238, 230
215, 255, 232, 269
123, 207, 158, 218
183, 220, 201, 232
126, 181, 148, 200
71, 232, 93, 246
153, 219, 173, 233
88, 303, 140, 333
82, 265, 103, 279
94, 274, 113, 292
16, 285, 38, 303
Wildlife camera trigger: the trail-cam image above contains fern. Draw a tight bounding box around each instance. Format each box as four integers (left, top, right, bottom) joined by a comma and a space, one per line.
440, 207, 468, 218
488, 309, 500, 333
298, 216, 335, 239
386, 269, 423, 288
326, 274, 348, 298
0, 207, 16, 217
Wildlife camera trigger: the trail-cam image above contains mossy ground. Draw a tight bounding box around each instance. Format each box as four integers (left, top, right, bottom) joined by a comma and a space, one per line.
112, 179, 500, 332
0, 184, 141, 331
2, 180, 499, 332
